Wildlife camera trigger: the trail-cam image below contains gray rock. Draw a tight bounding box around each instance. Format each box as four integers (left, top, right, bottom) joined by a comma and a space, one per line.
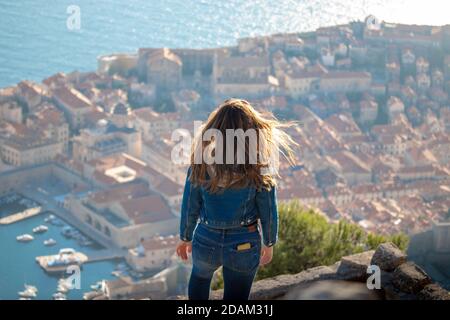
380, 270, 394, 288
207, 263, 339, 300
209, 264, 339, 300
418, 284, 450, 300
337, 250, 375, 281
371, 242, 407, 271
383, 282, 417, 300
392, 262, 431, 294
248, 265, 339, 300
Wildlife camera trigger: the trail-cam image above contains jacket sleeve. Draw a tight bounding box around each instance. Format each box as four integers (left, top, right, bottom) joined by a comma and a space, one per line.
255, 186, 278, 247
179, 168, 202, 242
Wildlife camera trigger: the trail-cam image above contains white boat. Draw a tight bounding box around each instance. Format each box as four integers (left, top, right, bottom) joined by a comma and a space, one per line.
44, 238, 57, 246
52, 292, 67, 300
57, 284, 69, 293
57, 279, 71, 293
17, 234, 34, 242
59, 248, 76, 255
46, 248, 81, 268
25, 284, 37, 292
18, 289, 37, 298
18, 284, 38, 298
33, 225, 49, 234
44, 214, 55, 223
90, 281, 105, 291
111, 270, 122, 277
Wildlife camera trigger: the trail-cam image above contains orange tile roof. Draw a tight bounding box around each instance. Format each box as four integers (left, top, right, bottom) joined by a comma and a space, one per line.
90, 182, 149, 204
53, 86, 93, 109
119, 195, 174, 225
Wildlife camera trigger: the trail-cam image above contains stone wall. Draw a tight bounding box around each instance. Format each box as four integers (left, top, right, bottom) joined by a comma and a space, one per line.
206, 242, 450, 300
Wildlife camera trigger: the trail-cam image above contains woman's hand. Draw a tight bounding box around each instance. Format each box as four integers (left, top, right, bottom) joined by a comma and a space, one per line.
260, 246, 273, 266
176, 240, 192, 261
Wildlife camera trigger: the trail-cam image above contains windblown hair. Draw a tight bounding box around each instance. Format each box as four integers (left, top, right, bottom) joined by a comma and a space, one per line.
190, 99, 298, 193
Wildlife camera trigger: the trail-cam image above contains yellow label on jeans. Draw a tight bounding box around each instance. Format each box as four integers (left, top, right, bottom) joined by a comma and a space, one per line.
237, 243, 251, 251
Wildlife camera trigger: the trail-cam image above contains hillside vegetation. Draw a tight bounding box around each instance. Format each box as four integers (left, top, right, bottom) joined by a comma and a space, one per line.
212, 200, 409, 289
256, 200, 409, 280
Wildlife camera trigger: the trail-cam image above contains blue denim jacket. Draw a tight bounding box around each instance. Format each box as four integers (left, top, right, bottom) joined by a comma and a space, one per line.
179, 168, 278, 247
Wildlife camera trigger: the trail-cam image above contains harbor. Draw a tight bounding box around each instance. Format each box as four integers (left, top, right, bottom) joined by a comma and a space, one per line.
0, 211, 121, 300
0, 179, 134, 300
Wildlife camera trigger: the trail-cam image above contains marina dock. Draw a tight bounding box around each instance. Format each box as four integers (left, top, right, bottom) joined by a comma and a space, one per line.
86, 249, 123, 264
36, 251, 88, 273
36, 249, 124, 273
0, 207, 42, 225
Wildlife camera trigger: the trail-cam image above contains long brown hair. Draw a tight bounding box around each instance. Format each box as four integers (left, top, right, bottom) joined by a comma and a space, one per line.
190, 99, 297, 193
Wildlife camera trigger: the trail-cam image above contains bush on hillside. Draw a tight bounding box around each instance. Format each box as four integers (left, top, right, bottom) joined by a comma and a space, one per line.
256, 200, 409, 280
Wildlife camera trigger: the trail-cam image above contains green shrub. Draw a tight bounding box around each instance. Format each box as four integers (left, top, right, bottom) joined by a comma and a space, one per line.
256, 200, 409, 280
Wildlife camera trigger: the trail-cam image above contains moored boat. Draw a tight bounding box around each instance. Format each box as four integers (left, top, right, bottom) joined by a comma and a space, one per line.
18, 284, 38, 298
44, 214, 54, 223
57, 278, 71, 293
52, 292, 67, 300
17, 234, 34, 242
44, 238, 57, 246
33, 225, 48, 234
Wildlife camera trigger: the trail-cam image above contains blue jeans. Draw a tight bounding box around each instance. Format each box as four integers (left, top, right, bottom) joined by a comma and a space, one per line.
188, 222, 261, 300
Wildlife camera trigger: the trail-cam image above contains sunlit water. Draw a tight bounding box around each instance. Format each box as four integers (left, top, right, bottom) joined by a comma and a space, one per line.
0, 0, 448, 88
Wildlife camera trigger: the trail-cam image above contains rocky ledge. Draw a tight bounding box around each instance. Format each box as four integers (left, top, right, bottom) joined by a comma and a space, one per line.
205, 243, 449, 300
